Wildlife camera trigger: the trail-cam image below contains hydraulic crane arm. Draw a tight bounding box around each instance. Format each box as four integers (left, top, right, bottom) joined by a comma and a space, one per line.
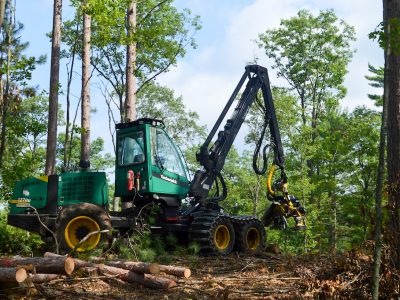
189, 65, 286, 205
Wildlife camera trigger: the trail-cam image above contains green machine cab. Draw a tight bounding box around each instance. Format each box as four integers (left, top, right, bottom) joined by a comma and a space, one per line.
115, 118, 190, 200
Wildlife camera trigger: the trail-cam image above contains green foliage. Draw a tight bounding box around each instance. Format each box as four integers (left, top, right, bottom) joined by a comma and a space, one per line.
1, 95, 49, 196
250, 9, 368, 254
63, 0, 201, 122
137, 82, 206, 148
365, 64, 384, 106
258, 9, 355, 121
0, 209, 44, 256
0, 7, 46, 196
57, 133, 114, 171
369, 18, 400, 55
115, 229, 167, 262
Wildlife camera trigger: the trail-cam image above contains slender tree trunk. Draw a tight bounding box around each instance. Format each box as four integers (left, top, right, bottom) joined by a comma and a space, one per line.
387, 0, 400, 268
0, 2, 12, 169
372, 2, 389, 298
64, 23, 79, 169
329, 187, 337, 254
0, 0, 6, 29
372, 59, 387, 300
332, 198, 337, 254
125, 0, 137, 122
80, 8, 91, 169
45, 0, 62, 175
301, 155, 308, 253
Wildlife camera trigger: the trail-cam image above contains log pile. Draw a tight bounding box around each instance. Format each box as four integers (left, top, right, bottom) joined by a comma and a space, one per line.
0, 252, 191, 292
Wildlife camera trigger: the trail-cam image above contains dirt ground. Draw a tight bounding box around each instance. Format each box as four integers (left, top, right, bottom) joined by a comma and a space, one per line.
3, 247, 387, 300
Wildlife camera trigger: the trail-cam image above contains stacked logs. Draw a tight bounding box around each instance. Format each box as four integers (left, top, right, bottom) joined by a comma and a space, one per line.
0, 256, 75, 284
0, 252, 191, 290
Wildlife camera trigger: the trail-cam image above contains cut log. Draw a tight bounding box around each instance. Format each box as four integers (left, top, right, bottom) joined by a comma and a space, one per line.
0, 267, 27, 283
159, 264, 191, 278
43, 252, 177, 289
45, 252, 158, 274
93, 259, 160, 274
98, 264, 144, 281
29, 273, 62, 284
143, 274, 177, 289
0, 257, 74, 275
99, 265, 176, 289
44, 252, 90, 269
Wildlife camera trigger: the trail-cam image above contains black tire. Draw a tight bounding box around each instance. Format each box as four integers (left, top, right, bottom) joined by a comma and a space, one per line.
55, 203, 112, 253
209, 217, 235, 255
235, 220, 266, 255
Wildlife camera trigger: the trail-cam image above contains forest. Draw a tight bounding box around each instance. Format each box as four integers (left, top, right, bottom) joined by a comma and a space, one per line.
0, 0, 398, 299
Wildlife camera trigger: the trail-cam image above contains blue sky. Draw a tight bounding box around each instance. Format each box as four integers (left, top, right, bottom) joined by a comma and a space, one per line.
17, 0, 383, 158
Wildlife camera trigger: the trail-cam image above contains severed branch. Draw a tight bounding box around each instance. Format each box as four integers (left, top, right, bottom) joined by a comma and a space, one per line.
27, 205, 59, 254
68, 229, 110, 257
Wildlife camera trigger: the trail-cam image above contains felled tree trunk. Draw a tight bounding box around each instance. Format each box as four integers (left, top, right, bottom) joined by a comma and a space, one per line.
99, 265, 176, 289
29, 273, 62, 284
0, 267, 27, 283
0, 257, 74, 275
91, 258, 160, 274
143, 274, 177, 289
43, 252, 176, 289
159, 265, 191, 278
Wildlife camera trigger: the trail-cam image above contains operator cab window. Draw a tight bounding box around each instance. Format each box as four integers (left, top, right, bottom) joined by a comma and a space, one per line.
118, 131, 145, 166
151, 128, 188, 178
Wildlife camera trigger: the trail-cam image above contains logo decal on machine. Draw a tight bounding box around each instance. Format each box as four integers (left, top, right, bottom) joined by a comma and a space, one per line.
152, 171, 189, 188
161, 174, 177, 184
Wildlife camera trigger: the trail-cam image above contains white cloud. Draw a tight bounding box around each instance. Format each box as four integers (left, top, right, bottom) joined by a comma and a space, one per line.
159, 0, 384, 136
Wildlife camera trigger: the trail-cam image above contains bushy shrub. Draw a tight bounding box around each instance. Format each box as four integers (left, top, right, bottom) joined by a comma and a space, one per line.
0, 209, 44, 256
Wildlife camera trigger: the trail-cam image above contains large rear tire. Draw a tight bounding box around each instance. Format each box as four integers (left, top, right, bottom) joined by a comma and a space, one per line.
235, 220, 266, 255
211, 218, 235, 255
55, 203, 112, 253
189, 214, 236, 255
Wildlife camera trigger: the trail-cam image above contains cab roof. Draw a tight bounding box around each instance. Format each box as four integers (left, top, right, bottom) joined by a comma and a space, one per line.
115, 118, 165, 130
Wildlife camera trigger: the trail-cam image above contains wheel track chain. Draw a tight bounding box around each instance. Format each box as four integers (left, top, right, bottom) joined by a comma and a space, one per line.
188, 211, 263, 254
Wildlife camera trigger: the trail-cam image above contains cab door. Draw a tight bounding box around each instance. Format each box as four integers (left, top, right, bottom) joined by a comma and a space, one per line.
114, 129, 147, 197
149, 127, 190, 198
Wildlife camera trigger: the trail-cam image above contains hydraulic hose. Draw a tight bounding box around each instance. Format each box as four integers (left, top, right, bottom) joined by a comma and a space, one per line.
208, 172, 228, 203
253, 116, 270, 175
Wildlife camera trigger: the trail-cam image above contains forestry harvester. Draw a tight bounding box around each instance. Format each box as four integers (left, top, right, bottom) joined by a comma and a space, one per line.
8, 65, 306, 255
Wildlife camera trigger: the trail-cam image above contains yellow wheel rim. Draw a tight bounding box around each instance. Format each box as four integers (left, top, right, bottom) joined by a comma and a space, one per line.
64, 216, 101, 252
246, 227, 260, 250
214, 225, 230, 250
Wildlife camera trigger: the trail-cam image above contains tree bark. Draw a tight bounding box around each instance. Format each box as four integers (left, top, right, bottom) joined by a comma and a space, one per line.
64, 23, 79, 169
0, 0, 6, 29
0, 267, 27, 283
91, 258, 160, 274
372, 3, 388, 299
159, 264, 191, 278
98, 264, 144, 280
43, 253, 181, 288
29, 273, 62, 284
99, 264, 176, 289
0, 257, 74, 275
80, 6, 91, 169
386, 0, 400, 268
143, 274, 177, 289
124, 0, 137, 122
45, 0, 62, 175
0, 2, 13, 169
44, 252, 88, 269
